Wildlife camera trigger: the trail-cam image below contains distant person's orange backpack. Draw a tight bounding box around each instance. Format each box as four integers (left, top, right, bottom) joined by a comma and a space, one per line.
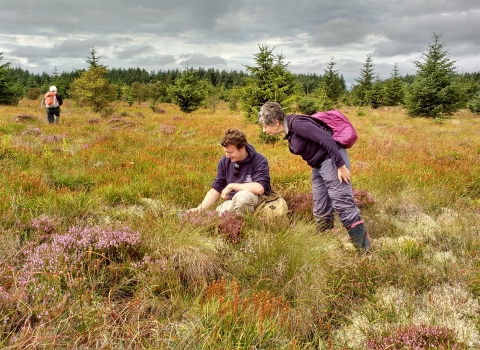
44, 91, 59, 108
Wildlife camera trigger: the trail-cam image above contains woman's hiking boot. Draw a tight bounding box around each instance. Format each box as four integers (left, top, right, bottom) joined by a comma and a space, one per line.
347, 216, 371, 253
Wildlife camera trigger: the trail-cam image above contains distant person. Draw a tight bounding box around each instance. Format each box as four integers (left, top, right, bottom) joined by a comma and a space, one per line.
42, 86, 63, 124
258, 102, 370, 252
188, 128, 271, 214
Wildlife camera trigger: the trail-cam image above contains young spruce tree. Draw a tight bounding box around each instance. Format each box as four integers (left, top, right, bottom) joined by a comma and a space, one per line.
318, 58, 346, 104
368, 75, 384, 109
168, 68, 205, 113
240, 45, 300, 123
351, 54, 375, 106
0, 52, 22, 105
383, 63, 404, 106
404, 33, 464, 118
69, 48, 116, 113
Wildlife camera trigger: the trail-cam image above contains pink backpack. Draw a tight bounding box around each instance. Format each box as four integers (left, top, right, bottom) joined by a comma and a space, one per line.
310, 110, 358, 148
288, 110, 358, 148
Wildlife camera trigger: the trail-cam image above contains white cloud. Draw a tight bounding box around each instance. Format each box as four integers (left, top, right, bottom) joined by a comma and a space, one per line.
178, 53, 227, 68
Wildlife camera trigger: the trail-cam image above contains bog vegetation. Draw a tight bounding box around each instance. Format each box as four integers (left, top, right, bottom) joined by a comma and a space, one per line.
1, 97, 480, 349
1, 34, 480, 349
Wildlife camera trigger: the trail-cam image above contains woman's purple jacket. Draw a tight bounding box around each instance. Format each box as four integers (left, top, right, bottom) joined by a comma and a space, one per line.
285, 114, 345, 169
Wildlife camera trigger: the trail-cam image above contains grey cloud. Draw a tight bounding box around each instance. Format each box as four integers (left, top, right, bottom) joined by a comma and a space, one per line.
116, 46, 155, 60
11, 47, 57, 60
11, 39, 109, 59
294, 48, 308, 55
9, 39, 111, 68
391, 0, 479, 17
127, 55, 177, 67
370, 6, 480, 58
0, 0, 478, 77
54, 40, 111, 57
0, 1, 353, 41
335, 59, 367, 88
373, 41, 421, 58
309, 18, 373, 47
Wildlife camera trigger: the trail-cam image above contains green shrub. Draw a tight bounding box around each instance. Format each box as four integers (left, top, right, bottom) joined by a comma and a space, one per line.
467, 91, 480, 114
26, 87, 41, 100
297, 93, 334, 115
296, 95, 317, 115
316, 91, 335, 111
168, 68, 205, 113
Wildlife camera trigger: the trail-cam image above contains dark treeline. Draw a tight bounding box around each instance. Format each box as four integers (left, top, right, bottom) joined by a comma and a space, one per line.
6, 66, 323, 94
6, 66, 250, 90
5, 65, 480, 103
107, 67, 250, 88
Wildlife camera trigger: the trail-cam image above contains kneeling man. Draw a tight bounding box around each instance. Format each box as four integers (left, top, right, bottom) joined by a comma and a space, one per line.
189, 128, 271, 214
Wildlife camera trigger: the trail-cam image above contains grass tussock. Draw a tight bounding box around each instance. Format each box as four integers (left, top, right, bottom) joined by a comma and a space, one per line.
1, 100, 480, 348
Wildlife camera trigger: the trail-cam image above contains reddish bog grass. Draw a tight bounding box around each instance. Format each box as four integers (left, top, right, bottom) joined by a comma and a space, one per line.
0, 100, 480, 349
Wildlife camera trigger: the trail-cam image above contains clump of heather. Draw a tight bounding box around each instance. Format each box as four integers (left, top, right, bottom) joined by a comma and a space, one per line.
0, 225, 144, 336
107, 117, 123, 123
21, 127, 42, 136
366, 324, 467, 349
159, 124, 176, 134
20, 225, 142, 279
353, 188, 374, 208
67, 225, 142, 261
180, 210, 245, 243
42, 134, 68, 143
283, 192, 313, 216
29, 215, 57, 236
88, 118, 99, 124
218, 211, 245, 243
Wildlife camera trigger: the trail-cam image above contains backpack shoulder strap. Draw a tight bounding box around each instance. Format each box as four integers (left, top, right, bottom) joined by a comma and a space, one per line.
286, 114, 295, 131
286, 114, 310, 133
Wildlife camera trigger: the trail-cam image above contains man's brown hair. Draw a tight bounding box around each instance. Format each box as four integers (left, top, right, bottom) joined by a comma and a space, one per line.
220, 128, 248, 149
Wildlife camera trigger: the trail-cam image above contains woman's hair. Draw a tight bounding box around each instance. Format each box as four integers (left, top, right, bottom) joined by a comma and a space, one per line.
258, 102, 286, 126
49, 86, 57, 92
221, 128, 248, 149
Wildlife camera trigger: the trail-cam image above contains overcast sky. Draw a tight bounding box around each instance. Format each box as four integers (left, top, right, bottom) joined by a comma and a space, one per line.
1, 0, 479, 87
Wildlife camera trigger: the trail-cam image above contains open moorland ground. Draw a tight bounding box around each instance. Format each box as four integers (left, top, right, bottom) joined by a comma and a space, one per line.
1, 99, 480, 349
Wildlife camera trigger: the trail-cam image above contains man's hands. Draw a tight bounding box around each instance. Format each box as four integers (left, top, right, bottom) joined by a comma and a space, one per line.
222, 182, 265, 199
221, 184, 234, 199
187, 188, 221, 213
188, 183, 265, 212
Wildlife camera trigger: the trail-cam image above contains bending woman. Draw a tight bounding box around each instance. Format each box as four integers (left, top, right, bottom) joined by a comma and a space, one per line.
258, 102, 370, 252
